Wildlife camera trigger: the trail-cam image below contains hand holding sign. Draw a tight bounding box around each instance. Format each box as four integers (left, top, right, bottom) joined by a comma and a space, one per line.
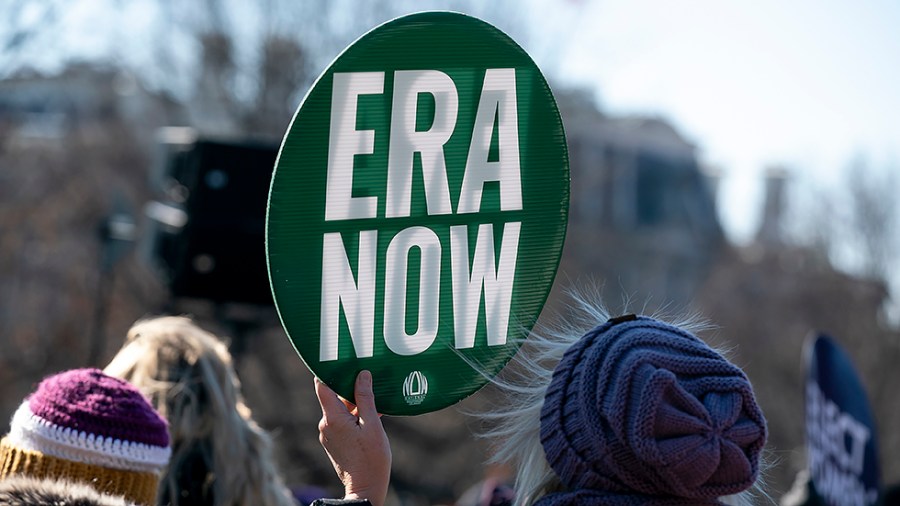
315, 371, 391, 506
268, 12, 569, 414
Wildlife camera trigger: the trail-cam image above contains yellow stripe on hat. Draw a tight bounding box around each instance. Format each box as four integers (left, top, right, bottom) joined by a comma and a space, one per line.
0, 437, 159, 506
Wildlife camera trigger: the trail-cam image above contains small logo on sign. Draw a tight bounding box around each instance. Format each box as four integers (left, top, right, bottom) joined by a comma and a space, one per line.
402, 371, 428, 405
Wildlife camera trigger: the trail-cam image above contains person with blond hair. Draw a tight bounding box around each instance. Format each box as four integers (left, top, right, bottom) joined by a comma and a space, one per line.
104, 316, 296, 506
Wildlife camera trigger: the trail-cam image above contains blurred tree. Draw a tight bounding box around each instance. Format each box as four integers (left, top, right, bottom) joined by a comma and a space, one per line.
249, 35, 305, 134
788, 157, 898, 284
842, 157, 897, 281
0, 3, 532, 505
25, 1, 900, 502
1, 0, 532, 139
697, 163, 900, 498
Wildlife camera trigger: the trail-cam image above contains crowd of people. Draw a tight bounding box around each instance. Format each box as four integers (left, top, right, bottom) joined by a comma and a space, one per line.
0, 301, 775, 505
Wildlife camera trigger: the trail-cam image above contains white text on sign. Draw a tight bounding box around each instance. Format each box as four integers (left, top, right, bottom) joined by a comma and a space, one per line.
320, 68, 522, 362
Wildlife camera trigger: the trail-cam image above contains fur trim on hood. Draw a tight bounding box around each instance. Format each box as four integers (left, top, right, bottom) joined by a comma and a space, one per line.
0, 476, 136, 506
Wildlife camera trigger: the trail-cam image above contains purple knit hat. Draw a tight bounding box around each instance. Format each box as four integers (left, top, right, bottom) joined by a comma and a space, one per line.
1, 369, 171, 505
25, 368, 170, 450
538, 316, 766, 506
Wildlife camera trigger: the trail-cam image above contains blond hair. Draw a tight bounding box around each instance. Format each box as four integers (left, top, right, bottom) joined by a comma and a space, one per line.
478, 292, 768, 506
104, 316, 296, 506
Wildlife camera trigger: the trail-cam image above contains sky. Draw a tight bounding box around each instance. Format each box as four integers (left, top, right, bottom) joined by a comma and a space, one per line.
526, 0, 900, 243
4, 0, 900, 245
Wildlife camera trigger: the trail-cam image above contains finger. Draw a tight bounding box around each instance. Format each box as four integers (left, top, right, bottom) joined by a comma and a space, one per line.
314, 376, 351, 420
354, 370, 380, 421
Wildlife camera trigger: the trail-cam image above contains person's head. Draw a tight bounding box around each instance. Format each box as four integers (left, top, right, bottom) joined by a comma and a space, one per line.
483, 302, 768, 506
0, 368, 170, 506
0, 476, 137, 506
103, 316, 294, 506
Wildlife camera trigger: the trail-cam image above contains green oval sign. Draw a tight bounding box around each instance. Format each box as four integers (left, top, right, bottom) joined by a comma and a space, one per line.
267, 11, 569, 415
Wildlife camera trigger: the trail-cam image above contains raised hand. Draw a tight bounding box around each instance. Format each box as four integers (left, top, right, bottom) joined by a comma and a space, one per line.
314, 371, 392, 506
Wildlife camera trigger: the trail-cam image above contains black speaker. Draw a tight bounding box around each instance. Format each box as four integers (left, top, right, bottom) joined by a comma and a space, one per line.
149, 139, 278, 305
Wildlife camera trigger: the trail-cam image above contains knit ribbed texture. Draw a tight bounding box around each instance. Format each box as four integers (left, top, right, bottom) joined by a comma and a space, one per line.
27, 369, 169, 448
0, 369, 171, 506
0, 438, 157, 505
538, 317, 766, 506
6, 402, 171, 472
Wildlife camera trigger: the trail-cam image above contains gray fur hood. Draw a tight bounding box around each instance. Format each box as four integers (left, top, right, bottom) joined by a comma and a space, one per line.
0, 476, 136, 506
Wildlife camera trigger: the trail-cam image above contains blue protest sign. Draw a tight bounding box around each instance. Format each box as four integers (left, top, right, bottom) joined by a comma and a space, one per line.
805, 334, 880, 506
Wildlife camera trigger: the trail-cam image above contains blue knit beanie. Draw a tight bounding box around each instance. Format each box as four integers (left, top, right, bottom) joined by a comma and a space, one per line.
538, 315, 767, 506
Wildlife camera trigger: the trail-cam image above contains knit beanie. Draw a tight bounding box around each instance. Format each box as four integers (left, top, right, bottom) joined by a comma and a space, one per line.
538, 315, 767, 506
0, 369, 171, 506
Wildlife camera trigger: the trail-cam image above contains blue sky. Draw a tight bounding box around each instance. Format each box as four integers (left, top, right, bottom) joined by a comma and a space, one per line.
529, 0, 900, 243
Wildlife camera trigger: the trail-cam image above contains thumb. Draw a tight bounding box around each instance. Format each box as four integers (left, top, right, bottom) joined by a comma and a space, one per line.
354, 370, 379, 421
